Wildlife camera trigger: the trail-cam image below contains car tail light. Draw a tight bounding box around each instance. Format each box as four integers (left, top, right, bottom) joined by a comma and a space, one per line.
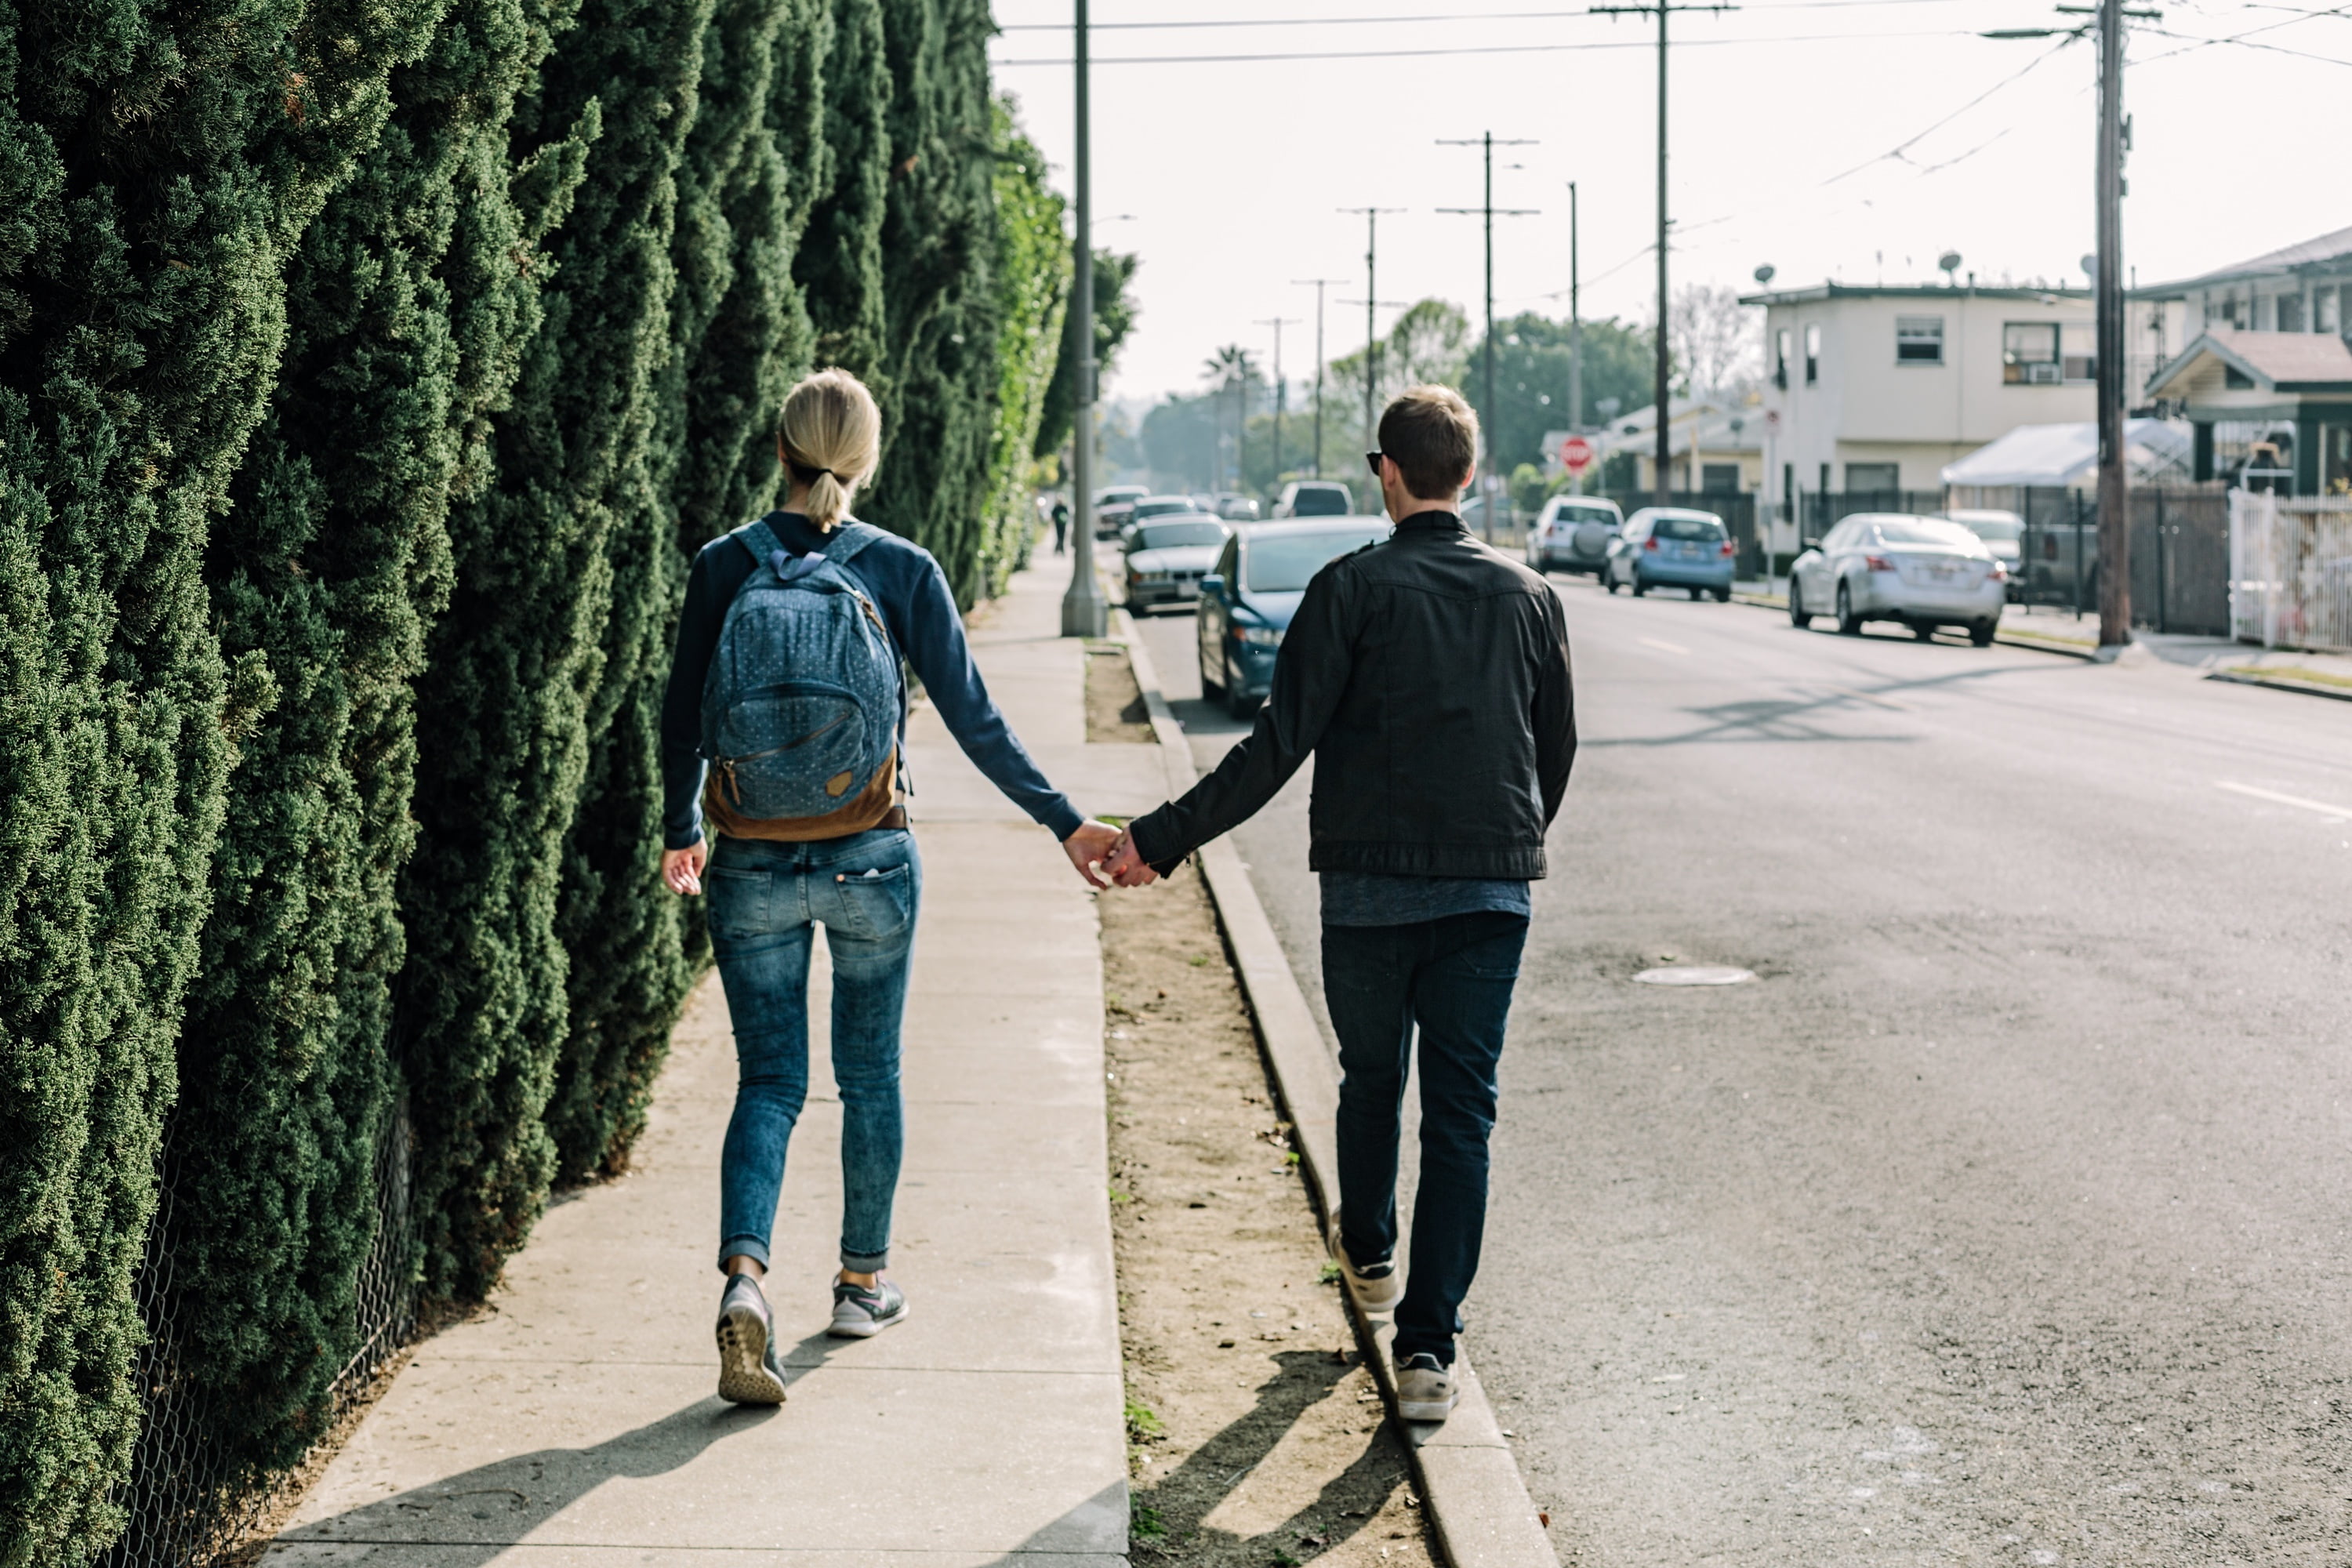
1864, 554, 1893, 572
1988, 560, 2009, 583
1643, 536, 1660, 552
1719, 539, 1736, 556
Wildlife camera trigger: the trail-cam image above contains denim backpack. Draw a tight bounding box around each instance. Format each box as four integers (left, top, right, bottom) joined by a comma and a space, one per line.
701, 517, 900, 820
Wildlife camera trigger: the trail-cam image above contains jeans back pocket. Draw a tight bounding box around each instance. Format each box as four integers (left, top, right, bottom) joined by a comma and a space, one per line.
706, 866, 775, 940
822, 861, 915, 944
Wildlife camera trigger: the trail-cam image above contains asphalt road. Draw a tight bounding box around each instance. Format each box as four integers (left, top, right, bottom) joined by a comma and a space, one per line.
1127, 568, 2352, 1566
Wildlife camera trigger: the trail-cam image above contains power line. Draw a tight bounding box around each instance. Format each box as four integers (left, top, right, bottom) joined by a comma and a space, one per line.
1824, 31, 2078, 182
996, 0, 1967, 28
994, 26, 1976, 65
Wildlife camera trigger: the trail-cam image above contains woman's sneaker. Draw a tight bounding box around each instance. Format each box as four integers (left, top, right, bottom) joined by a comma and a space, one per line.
829, 1276, 909, 1338
1395, 1352, 1458, 1423
1327, 1207, 1403, 1314
715, 1274, 789, 1405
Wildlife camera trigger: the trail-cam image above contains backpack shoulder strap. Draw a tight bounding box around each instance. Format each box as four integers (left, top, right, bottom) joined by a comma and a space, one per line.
819, 519, 887, 566
731, 516, 786, 568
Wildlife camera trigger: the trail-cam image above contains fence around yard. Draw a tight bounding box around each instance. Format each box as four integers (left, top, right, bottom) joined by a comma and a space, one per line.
2231, 490, 2352, 652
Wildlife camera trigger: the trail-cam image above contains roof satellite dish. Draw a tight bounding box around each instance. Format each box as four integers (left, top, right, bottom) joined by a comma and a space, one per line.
1938, 250, 1962, 283
2080, 253, 2097, 278
1753, 263, 1776, 285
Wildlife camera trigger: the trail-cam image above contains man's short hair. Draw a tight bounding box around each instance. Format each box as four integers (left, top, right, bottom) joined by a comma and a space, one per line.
1378, 385, 1479, 502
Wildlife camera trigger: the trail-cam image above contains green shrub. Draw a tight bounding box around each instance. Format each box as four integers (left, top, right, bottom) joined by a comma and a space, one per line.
979, 96, 1072, 599
0, 0, 423, 1552
796, 0, 890, 386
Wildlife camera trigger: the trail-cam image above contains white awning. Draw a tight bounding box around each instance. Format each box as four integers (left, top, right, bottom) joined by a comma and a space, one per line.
1940, 420, 2191, 488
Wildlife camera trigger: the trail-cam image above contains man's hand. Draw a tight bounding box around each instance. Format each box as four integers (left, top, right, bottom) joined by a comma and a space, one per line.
662, 842, 706, 896
1062, 819, 1122, 889
1105, 829, 1159, 887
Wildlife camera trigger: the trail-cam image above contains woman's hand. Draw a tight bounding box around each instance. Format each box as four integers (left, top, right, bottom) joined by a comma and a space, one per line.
662, 842, 706, 896
1062, 819, 1122, 890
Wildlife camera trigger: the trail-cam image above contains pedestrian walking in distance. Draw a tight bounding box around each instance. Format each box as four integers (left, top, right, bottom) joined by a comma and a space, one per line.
1105, 385, 1575, 1421
660, 368, 1123, 1405
1051, 495, 1071, 554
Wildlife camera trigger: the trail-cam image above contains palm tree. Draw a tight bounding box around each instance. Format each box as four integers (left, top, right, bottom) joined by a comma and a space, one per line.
1203, 343, 1255, 491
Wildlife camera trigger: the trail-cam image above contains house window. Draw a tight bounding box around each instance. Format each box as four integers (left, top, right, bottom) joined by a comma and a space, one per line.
1804, 323, 1820, 384
2278, 292, 2305, 333
1896, 316, 1944, 364
1846, 462, 1900, 495
2061, 324, 2095, 383
2224, 363, 2256, 390
2319, 286, 2342, 335
1702, 463, 1739, 493
1775, 328, 1791, 389
2004, 322, 2061, 383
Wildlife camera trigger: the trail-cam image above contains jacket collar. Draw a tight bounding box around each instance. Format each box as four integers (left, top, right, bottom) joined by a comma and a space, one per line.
1395, 510, 1465, 535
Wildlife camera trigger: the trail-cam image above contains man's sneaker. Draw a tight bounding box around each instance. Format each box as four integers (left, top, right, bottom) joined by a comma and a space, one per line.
1327, 1207, 1403, 1314
829, 1276, 909, 1338
715, 1274, 789, 1405
1396, 1352, 1458, 1423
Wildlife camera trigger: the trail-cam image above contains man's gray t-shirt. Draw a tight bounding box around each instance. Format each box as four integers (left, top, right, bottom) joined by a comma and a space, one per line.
1319, 871, 1530, 928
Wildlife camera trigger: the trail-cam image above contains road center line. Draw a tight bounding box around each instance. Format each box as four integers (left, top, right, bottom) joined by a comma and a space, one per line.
2216, 780, 2352, 819
1638, 636, 1690, 655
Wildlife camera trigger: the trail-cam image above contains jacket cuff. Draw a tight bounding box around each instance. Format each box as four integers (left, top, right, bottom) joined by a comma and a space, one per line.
1127, 808, 1187, 879
665, 826, 706, 853
1040, 798, 1086, 843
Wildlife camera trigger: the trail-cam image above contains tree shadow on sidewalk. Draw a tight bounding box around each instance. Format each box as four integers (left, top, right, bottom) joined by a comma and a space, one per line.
269, 1328, 839, 1563
1120, 1347, 1413, 1564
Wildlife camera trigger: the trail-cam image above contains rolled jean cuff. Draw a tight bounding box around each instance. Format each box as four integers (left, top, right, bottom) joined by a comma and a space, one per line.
840, 1245, 890, 1273
718, 1236, 771, 1273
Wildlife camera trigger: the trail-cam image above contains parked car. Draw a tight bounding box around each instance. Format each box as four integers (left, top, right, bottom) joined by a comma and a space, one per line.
1196, 517, 1390, 717
1940, 508, 2026, 601
1525, 495, 1626, 575
1602, 507, 1735, 600
1457, 494, 1511, 539
1788, 513, 2007, 644
1272, 479, 1355, 518
1094, 485, 1149, 538
1119, 494, 1205, 542
1210, 492, 1262, 523
1122, 516, 1230, 611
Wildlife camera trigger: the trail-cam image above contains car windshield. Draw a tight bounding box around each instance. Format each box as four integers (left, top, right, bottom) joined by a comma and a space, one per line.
1244, 526, 1386, 592
1559, 503, 1617, 519
1951, 516, 2023, 543
1875, 518, 1977, 547
1133, 499, 1192, 519
1654, 516, 1726, 542
1288, 486, 1352, 517
1131, 521, 1225, 551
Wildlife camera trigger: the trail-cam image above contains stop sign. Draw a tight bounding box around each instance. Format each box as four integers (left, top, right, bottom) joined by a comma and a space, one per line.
1559, 435, 1595, 475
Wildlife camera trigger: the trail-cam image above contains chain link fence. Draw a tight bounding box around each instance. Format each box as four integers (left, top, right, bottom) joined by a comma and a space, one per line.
2232, 489, 2352, 652
99, 1103, 416, 1568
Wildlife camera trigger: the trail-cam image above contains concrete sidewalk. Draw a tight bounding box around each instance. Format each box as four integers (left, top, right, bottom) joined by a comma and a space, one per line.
266, 552, 1167, 1566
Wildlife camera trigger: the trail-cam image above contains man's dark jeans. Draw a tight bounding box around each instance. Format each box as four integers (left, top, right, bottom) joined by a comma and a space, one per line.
1323, 910, 1528, 1366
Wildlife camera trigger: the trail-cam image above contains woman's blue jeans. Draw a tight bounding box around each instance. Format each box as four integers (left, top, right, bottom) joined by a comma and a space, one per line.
707, 827, 920, 1274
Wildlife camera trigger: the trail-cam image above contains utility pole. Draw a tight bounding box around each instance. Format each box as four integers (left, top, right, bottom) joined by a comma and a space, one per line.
1439, 132, 1537, 536
1293, 278, 1345, 477
1340, 207, 1404, 452
1567, 180, 1583, 441
1592, 0, 1734, 509
1986, 0, 2155, 652
1061, 0, 1105, 637
1255, 316, 1301, 491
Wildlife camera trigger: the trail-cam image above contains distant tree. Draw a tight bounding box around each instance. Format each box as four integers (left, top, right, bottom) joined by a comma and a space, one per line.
1035, 248, 1140, 463
1464, 312, 1656, 470
1140, 393, 1222, 493
1669, 282, 1762, 397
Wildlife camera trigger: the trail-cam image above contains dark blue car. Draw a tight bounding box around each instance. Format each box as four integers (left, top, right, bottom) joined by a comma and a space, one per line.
1195, 517, 1391, 718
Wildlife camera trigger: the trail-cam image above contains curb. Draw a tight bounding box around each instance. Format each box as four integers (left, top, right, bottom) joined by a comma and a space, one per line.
1111, 612, 1558, 1568
2206, 668, 2352, 704
1726, 586, 2103, 659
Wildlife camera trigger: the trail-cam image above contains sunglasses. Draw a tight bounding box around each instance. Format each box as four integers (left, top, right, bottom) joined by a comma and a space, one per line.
1364, 450, 1385, 477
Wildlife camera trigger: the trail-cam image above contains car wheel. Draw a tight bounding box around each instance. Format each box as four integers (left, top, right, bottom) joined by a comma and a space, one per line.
1630, 570, 1648, 597
1788, 582, 1810, 628
1199, 652, 1225, 700
1970, 619, 1997, 648
1713, 585, 1731, 603
1836, 581, 1862, 635
1606, 566, 1622, 595
1911, 619, 1935, 641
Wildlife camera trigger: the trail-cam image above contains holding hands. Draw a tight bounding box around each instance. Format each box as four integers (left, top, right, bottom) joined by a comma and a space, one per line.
1062, 819, 1157, 888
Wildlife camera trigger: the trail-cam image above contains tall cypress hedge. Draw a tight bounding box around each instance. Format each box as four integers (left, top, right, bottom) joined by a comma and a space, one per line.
544, 0, 828, 1186
981, 96, 1072, 598
0, 0, 422, 1552
862, 0, 1001, 601
394, 0, 715, 1304
165, 0, 583, 1489
795, 0, 890, 388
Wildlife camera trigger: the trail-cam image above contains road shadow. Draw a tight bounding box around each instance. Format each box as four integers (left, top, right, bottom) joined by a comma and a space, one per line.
1587, 661, 2024, 748
267, 1328, 840, 1563
1124, 1347, 1414, 1562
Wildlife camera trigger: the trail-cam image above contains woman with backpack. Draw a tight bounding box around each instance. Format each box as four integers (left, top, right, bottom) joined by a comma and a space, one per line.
658, 368, 1121, 1406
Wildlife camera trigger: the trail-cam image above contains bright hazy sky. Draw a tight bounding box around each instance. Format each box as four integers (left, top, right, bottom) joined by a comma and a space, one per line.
986, 1, 2350, 404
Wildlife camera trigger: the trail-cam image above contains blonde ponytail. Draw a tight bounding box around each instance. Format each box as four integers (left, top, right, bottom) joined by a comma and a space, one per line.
779, 368, 882, 530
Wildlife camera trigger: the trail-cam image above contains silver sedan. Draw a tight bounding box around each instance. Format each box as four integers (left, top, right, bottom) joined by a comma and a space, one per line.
1788, 514, 2009, 644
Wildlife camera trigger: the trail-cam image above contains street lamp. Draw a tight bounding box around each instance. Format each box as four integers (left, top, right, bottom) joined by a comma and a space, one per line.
1061, 0, 1105, 639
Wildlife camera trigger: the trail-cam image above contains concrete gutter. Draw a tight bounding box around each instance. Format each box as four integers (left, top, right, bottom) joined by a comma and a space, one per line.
2206, 667, 2352, 703
1112, 610, 1558, 1568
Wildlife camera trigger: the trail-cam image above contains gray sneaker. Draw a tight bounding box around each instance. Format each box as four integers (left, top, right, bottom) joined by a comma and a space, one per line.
1396, 1352, 1458, 1423
715, 1273, 789, 1405
1327, 1207, 1403, 1315
829, 1276, 909, 1338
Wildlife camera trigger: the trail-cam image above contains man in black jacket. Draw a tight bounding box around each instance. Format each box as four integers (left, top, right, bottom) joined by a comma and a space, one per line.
1105, 385, 1575, 1421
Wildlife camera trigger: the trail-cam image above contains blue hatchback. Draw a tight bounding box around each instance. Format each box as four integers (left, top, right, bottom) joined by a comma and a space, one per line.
1602, 506, 1734, 600
1195, 517, 1391, 717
